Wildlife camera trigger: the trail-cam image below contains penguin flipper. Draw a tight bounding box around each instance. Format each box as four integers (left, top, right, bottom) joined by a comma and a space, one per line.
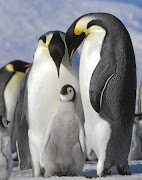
42, 115, 55, 154
14, 68, 32, 169
77, 115, 86, 154
89, 57, 116, 113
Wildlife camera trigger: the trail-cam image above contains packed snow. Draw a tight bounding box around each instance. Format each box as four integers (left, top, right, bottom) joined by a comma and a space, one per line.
10, 161, 142, 179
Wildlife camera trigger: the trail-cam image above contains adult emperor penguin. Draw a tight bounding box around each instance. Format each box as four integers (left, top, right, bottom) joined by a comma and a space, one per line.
0, 60, 31, 153
41, 85, 86, 177
14, 69, 31, 170
0, 115, 12, 180
27, 31, 83, 177
65, 13, 136, 176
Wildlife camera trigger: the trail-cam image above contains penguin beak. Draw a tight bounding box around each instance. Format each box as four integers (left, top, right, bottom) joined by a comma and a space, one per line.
54, 61, 60, 78
7, 120, 10, 125
24, 63, 32, 68
69, 48, 75, 66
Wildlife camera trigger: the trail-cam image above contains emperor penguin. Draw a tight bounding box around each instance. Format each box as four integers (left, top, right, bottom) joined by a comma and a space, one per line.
0, 60, 31, 153
13, 69, 31, 170
0, 115, 12, 180
128, 114, 142, 161
27, 31, 83, 177
41, 85, 86, 177
65, 13, 136, 176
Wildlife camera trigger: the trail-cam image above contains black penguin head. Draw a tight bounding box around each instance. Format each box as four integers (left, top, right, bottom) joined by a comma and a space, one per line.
6, 60, 31, 73
0, 115, 10, 128
65, 13, 108, 64
65, 19, 85, 64
60, 84, 76, 102
39, 31, 65, 77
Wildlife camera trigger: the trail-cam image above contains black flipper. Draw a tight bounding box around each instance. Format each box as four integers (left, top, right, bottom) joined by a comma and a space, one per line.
13, 68, 31, 170
89, 51, 116, 113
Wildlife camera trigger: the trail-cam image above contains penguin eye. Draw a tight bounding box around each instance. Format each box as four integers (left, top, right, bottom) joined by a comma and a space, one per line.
67, 88, 72, 93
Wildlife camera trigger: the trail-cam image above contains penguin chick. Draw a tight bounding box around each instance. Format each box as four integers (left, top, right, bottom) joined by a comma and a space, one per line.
0, 115, 12, 180
128, 115, 142, 160
41, 85, 86, 177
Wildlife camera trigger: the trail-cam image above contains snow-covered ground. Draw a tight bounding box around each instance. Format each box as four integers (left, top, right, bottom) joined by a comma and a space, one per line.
10, 161, 142, 180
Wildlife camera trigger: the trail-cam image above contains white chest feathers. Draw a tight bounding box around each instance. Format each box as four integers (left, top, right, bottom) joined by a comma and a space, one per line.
4, 72, 25, 122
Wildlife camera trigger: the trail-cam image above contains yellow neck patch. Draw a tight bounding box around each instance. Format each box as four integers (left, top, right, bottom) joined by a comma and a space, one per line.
6, 64, 14, 72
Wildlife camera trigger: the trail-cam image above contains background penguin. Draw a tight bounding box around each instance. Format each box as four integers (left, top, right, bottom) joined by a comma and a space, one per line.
13, 68, 31, 170
128, 114, 142, 161
41, 85, 86, 177
27, 31, 83, 177
0, 115, 12, 180
65, 13, 136, 176
0, 60, 31, 154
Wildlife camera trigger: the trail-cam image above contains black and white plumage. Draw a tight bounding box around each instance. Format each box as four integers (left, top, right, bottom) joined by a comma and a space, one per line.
0, 60, 31, 154
65, 13, 136, 176
0, 115, 12, 180
13, 69, 31, 170
27, 31, 83, 177
41, 85, 86, 177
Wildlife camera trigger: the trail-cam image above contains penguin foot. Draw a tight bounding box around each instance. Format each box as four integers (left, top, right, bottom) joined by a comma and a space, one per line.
102, 168, 111, 176
85, 175, 98, 178
117, 164, 131, 175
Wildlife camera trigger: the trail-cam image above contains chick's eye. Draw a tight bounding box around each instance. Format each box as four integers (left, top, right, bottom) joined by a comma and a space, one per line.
68, 89, 72, 93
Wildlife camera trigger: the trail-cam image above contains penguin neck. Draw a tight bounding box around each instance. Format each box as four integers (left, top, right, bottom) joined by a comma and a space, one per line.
58, 101, 75, 113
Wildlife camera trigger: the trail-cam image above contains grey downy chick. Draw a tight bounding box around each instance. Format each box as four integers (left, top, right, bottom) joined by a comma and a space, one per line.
0, 115, 12, 180
41, 84, 86, 177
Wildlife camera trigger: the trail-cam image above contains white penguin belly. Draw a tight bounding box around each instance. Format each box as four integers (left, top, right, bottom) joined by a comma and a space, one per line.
80, 31, 111, 165
60, 52, 84, 123
28, 55, 60, 145
4, 72, 25, 123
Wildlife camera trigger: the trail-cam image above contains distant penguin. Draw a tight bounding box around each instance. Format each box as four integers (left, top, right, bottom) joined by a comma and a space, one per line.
41, 85, 86, 177
14, 69, 31, 170
27, 31, 83, 177
65, 13, 136, 176
0, 60, 31, 153
0, 115, 12, 180
128, 115, 142, 161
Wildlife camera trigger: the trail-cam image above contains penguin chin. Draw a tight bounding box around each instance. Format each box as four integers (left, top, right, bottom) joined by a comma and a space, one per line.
60, 94, 73, 102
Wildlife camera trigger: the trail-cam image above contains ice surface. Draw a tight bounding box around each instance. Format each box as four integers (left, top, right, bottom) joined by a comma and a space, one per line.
9, 161, 142, 179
